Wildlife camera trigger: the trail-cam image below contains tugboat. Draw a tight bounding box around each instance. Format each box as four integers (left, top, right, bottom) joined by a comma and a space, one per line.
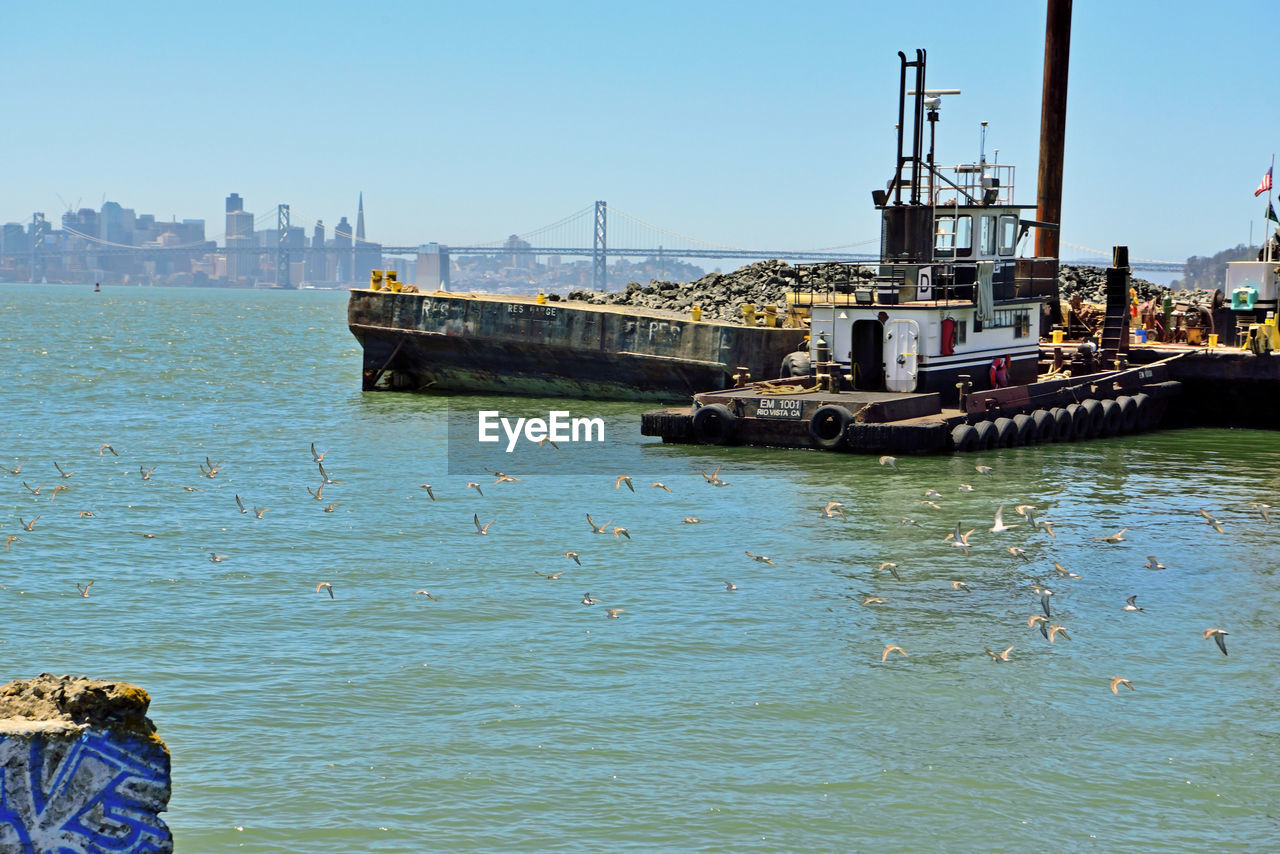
642, 50, 1184, 454
801, 48, 1056, 398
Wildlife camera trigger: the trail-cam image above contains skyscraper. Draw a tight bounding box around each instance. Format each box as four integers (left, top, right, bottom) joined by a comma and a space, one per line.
333, 216, 353, 282
352, 193, 380, 285
225, 193, 255, 284
307, 220, 327, 282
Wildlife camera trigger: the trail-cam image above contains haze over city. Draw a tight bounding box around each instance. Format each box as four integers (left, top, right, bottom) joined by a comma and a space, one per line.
4, 1, 1278, 262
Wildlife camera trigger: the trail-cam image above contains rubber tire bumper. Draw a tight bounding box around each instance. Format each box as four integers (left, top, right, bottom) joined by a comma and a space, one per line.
993, 417, 1018, 448
1116, 395, 1140, 432
1099, 399, 1123, 436
808, 405, 852, 451
1012, 413, 1036, 445
1050, 407, 1073, 442
691, 403, 737, 445
951, 423, 979, 452
1080, 399, 1105, 438
973, 420, 998, 450
1132, 392, 1155, 430
1066, 403, 1090, 440
1031, 409, 1055, 443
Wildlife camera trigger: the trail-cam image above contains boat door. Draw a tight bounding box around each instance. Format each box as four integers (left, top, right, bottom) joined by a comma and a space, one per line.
850, 319, 884, 389
884, 319, 920, 393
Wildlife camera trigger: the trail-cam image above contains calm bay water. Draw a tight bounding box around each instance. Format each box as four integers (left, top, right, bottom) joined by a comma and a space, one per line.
1, 282, 1277, 852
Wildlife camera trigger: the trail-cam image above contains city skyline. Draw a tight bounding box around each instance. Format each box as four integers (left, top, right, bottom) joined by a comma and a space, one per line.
4, 2, 1278, 262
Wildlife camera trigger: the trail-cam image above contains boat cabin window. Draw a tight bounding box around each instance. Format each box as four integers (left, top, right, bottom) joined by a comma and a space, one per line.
935, 215, 973, 257
980, 216, 996, 256
992, 308, 1032, 336
998, 215, 1018, 256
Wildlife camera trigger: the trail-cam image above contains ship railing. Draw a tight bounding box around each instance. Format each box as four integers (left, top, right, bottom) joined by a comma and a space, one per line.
895, 162, 1017, 208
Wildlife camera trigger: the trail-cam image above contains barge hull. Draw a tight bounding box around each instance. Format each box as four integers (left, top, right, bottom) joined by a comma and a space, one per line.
349, 290, 805, 402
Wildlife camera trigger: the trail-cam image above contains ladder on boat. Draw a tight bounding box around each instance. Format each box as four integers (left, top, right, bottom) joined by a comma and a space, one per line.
1099, 259, 1131, 366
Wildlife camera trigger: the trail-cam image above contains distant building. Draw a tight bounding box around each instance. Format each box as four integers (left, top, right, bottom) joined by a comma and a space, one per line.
352, 194, 380, 286
332, 216, 353, 282
505, 234, 533, 269
307, 220, 327, 282
225, 193, 255, 284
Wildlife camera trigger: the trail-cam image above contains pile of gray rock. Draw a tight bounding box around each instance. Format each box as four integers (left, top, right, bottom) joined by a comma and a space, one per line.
565, 260, 874, 322
561, 260, 1219, 319
1057, 265, 1163, 303
1058, 265, 1221, 307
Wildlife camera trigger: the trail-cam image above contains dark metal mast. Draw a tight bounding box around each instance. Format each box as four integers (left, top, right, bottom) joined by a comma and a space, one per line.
1035, 0, 1072, 261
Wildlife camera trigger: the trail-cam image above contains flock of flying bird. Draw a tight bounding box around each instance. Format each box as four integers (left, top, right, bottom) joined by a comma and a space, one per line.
2, 442, 1267, 688
852, 454, 1262, 690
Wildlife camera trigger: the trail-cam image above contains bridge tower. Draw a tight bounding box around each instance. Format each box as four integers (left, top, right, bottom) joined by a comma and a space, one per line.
592, 200, 607, 291
276, 204, 291, 288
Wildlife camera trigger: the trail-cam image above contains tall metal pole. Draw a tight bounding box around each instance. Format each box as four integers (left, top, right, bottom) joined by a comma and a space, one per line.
1035, 0, 1072, 261
593, 200, 607, 291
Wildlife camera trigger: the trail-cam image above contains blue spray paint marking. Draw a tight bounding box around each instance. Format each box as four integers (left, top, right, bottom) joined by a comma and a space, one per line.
0, 730, 170, 853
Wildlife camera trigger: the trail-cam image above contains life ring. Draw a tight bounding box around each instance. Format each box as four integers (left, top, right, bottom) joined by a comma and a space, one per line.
989, 357, 1010, 388
993, 417, 1018, 448
808, 405, 853, 451
1031, 409, 1055, 443
1116, 395, 1140, 432
1012, 413, 1036, 445
951, 423, 979, 452
691, 403, 738, 445
1099, 399, 1123, 436
973, 420, 998, 450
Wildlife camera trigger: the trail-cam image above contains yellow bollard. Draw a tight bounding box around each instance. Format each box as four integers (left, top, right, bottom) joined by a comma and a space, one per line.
536, 292, 547, 305
763, 304, 778, 327
691, 305, 702, 321
1051, 329, 1064, 344
1208, 333, 1219, 347
386, 271, 401, 292
370, 270, 384, 291
741, 304, 756, 326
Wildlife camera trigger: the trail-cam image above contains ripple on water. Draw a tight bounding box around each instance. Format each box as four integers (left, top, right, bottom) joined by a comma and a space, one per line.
0, 283, 1276, 851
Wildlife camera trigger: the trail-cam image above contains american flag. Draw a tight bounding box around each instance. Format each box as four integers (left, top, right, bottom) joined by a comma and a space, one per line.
1255, 167, 1272, 197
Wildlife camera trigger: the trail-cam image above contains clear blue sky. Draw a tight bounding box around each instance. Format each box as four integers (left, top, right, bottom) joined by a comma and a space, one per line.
3, 1, 1277, 263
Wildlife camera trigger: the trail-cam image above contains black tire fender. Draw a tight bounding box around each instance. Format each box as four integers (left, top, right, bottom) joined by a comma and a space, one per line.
1050, 407, 1073, 442
1031, 409, 1054, 443
1132, 392, 1155, 430
1080, 399, 1104, 438
1099, 398, 1123, 436
993, 417, 1018, 448
1066, 403, 1089, 440
973, 420, 998, 450
1012, 413, 1036, 445
951, 423, 979, 452
808, 405, 852, 451
691, 403, 737, 445
1116, 395, 1140, 432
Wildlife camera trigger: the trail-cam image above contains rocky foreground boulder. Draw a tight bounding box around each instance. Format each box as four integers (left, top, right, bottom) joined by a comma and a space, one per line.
561, 259, 1219, 319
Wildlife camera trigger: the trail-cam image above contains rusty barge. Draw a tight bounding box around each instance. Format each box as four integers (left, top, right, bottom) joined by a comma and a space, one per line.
348, 289, 804, 401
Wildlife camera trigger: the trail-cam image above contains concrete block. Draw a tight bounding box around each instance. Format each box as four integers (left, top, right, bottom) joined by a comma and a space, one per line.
0, 674, 171, 853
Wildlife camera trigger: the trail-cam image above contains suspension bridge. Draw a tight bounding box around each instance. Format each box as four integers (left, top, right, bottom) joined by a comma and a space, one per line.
8, 200, 1185, 289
